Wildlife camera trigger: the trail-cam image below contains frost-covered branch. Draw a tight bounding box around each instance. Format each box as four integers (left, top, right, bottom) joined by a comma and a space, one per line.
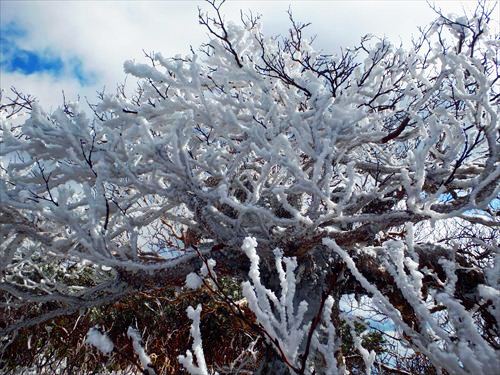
323, 237, 500, 374
0, 0, 498, 372
127, 326, 156, 374
178, 304, 214, 375
241, 237, 347, 374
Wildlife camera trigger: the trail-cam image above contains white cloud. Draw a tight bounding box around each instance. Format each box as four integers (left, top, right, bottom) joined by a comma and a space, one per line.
1, 0, 495, 109
0, 71, 97, 111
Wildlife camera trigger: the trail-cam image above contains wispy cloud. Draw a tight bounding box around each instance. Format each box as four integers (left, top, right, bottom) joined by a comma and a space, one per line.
1, 22, 95, 85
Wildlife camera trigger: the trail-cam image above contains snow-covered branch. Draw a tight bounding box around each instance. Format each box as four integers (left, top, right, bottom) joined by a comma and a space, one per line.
178, 304, 214, 375
1, 0, 498, 373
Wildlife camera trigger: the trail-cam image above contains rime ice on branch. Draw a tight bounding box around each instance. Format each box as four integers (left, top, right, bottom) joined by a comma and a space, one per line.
0, 0, 498, 373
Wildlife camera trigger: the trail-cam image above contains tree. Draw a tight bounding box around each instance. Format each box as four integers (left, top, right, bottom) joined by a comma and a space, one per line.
0, 1, 498, 373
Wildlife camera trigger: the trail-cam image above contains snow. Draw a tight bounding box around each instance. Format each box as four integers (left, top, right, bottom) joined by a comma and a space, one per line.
85, 327, 114, 354
178, 304, 213, 375
185, 258, 217, 289
127, 326, 155, 374
1, 3, 498, 374
185, 272, 203, 290
242, 237, 311, 368
200, 258, 216, 278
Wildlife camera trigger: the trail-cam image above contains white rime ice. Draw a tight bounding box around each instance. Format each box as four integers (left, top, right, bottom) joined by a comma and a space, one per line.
345, 319, 376, 375
241, 237, 345, 374
85, 326, 114, 355
185, 258, 217, 289
178, 304, 215, 375
185, 272, 203, 290
241, 237, 309, 366
323, 237, 500, 375
0, 2, 498, 374
127, 326, 156, 375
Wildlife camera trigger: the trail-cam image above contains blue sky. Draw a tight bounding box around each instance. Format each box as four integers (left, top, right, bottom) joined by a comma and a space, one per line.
1, 21, 95, 86
0, 0, 494, 110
